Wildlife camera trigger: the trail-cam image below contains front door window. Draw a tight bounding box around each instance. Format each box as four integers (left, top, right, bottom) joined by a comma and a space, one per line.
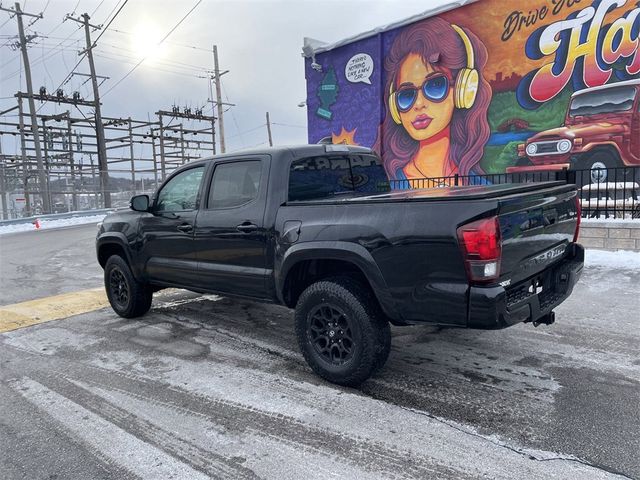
155, 166, 205, 212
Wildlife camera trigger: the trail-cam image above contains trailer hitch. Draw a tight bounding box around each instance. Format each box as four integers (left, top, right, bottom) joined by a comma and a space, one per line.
533, 311, 555, 327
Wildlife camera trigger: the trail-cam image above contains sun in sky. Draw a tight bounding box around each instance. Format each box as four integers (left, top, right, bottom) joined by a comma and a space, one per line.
130, 21, 166, 62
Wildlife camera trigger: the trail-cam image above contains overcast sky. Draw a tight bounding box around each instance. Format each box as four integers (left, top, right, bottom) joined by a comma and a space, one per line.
1, 0, 455, 160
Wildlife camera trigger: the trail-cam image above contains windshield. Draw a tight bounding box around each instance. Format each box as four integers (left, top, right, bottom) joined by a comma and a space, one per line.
569, 85, 637, 117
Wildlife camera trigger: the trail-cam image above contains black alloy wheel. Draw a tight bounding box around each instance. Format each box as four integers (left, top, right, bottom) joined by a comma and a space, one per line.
104, 255, 153, 318
109, 266, 130, 309
308, 304, 355, 365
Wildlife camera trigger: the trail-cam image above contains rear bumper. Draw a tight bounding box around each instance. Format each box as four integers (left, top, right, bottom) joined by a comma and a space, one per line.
467, 243, 584, 329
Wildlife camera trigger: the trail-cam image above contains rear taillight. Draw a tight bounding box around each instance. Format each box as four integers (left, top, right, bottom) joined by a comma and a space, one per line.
457, 216, 502, 283
574, 194, 581, 242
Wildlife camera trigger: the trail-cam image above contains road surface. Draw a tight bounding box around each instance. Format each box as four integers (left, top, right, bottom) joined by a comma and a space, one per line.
0, 225, 637, 479
0, 223, 103, 305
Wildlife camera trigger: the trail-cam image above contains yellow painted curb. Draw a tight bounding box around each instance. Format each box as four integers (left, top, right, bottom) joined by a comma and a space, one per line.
0, 288, 109, 333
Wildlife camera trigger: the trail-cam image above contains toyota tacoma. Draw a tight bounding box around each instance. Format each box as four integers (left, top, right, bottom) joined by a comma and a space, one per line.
97, 145, 584, 386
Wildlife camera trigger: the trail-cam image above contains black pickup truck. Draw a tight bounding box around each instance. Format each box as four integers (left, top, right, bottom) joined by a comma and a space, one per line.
97, 145, 583, 386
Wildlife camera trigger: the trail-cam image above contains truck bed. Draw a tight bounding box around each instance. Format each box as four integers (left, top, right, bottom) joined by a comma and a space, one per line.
279, 179, 580, 327
286, 181, 572, 204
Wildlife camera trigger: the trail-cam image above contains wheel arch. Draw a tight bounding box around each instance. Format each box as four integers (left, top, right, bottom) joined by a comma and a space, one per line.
578, 143, 622, 164
97, 233, 134, 271
277, 242, 403, 324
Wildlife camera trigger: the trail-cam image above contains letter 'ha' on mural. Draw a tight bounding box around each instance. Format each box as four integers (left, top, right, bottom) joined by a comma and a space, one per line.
302, 0, 640, 188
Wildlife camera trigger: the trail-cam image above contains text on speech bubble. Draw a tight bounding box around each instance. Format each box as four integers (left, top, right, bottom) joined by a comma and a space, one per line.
345, 53, 374, 85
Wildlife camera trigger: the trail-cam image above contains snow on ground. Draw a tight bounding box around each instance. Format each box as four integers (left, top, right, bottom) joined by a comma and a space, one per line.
584, 249, 640, 270
0, 214, 106, 236
582, 217, 639, 224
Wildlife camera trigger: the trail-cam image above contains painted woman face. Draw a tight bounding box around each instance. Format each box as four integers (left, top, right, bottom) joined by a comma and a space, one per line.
395, 53, 455, 142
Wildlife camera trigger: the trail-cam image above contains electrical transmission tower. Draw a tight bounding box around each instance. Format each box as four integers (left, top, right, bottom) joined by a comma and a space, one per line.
0, 2, 50, 213
155, 106, 217, 180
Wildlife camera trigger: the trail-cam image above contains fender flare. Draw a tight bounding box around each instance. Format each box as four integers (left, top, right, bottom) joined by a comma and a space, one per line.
276, 241, 402, 322
96, 233, 140, 278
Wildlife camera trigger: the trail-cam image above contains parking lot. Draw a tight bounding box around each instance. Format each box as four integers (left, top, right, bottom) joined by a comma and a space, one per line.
0, 224, 638, 479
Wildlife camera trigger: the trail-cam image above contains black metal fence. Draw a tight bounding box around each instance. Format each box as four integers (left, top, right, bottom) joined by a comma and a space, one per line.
389, 166, 640, 220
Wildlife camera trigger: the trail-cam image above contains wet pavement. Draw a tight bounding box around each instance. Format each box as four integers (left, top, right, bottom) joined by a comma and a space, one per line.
0, 225, 638, 479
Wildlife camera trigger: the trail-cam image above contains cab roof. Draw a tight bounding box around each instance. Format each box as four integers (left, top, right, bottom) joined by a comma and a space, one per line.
178, 144, 375, 168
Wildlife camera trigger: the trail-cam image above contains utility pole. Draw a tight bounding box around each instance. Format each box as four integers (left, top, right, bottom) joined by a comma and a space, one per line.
212, 45, 226, 153
266, 112, 273, 147
66, 12, 111, 208
0, 141, 7, 219
1, 2, 50, 213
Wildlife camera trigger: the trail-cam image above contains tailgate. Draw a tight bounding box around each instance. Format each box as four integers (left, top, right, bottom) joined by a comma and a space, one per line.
498, 185, 579, 285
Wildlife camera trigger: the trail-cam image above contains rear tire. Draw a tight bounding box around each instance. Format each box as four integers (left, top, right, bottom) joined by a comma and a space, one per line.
104, 255, 152, 318
295, 276, 391, 387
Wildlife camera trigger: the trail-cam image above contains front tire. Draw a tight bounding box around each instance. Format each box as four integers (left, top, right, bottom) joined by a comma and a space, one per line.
104, 255, 152, 318
295, 277, 391, 387
576, 150, 621, 185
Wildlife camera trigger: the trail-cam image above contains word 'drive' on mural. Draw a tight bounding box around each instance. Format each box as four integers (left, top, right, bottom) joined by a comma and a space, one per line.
304, 0, 640, 186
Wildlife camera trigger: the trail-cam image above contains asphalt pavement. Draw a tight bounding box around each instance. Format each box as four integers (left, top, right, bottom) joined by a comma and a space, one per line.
0, 223, 104, 305
0, 226, 638, 479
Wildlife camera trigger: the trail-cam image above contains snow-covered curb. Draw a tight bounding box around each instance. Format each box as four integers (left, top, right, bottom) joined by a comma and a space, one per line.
584, 249, 640, 270
0, 214, 106, 235
581, 218, 640, 228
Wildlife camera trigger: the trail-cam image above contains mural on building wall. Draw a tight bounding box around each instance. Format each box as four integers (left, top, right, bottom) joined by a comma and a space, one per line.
305, 0, 640, 185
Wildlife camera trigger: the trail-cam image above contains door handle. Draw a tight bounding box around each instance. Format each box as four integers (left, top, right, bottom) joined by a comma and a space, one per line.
236, 222, 258, 233
177, 224, 193, 233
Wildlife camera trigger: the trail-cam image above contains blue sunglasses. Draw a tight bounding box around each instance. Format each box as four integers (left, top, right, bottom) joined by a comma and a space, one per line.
395, 75, 450, 112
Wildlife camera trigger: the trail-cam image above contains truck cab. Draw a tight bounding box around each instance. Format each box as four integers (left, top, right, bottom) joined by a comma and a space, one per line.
509, 79, 640, 184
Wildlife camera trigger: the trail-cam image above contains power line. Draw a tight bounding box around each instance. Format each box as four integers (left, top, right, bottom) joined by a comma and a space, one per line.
93, 0, 127, 45
227, 141, 268, 154
272, 122, 306, 129
34, 0, 127, 115
94, 42, 209, 73
94, 52, 208, 79
70, 0, 81, 17
0, 26, 83, 78
226, 123, 266, 139
107, 27, 213, 52
53, 0, 128, 94
90, 0, 106, 16
221, 79, 245, 146
102, 0, 202, 97
26, 0, 50, 27
0, 16, 13, 30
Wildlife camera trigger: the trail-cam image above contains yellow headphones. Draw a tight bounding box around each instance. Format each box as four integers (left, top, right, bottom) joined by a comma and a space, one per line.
388, 24, 479, 125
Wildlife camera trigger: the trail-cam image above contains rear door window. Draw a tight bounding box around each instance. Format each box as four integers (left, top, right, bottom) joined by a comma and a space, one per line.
288, 154, 390, 201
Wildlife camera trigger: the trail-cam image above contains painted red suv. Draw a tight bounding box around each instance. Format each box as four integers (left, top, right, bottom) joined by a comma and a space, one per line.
508, 79, 640, 183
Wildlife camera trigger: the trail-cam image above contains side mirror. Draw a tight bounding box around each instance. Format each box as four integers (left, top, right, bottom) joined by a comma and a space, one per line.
130, 194, 150, 212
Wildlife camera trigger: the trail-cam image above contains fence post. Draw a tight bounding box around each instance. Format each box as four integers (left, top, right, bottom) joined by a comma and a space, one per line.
561, 167, 576, 185
454, 174, 459, 186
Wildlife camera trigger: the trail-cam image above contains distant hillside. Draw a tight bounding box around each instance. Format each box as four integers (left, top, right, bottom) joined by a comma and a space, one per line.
487, 89, 570, 132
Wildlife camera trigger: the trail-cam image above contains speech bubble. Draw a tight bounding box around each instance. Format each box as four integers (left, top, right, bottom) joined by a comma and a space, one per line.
345, 53, 374, 85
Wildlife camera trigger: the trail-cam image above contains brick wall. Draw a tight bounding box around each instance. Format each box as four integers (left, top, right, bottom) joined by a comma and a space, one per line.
579, 220, 640, 251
